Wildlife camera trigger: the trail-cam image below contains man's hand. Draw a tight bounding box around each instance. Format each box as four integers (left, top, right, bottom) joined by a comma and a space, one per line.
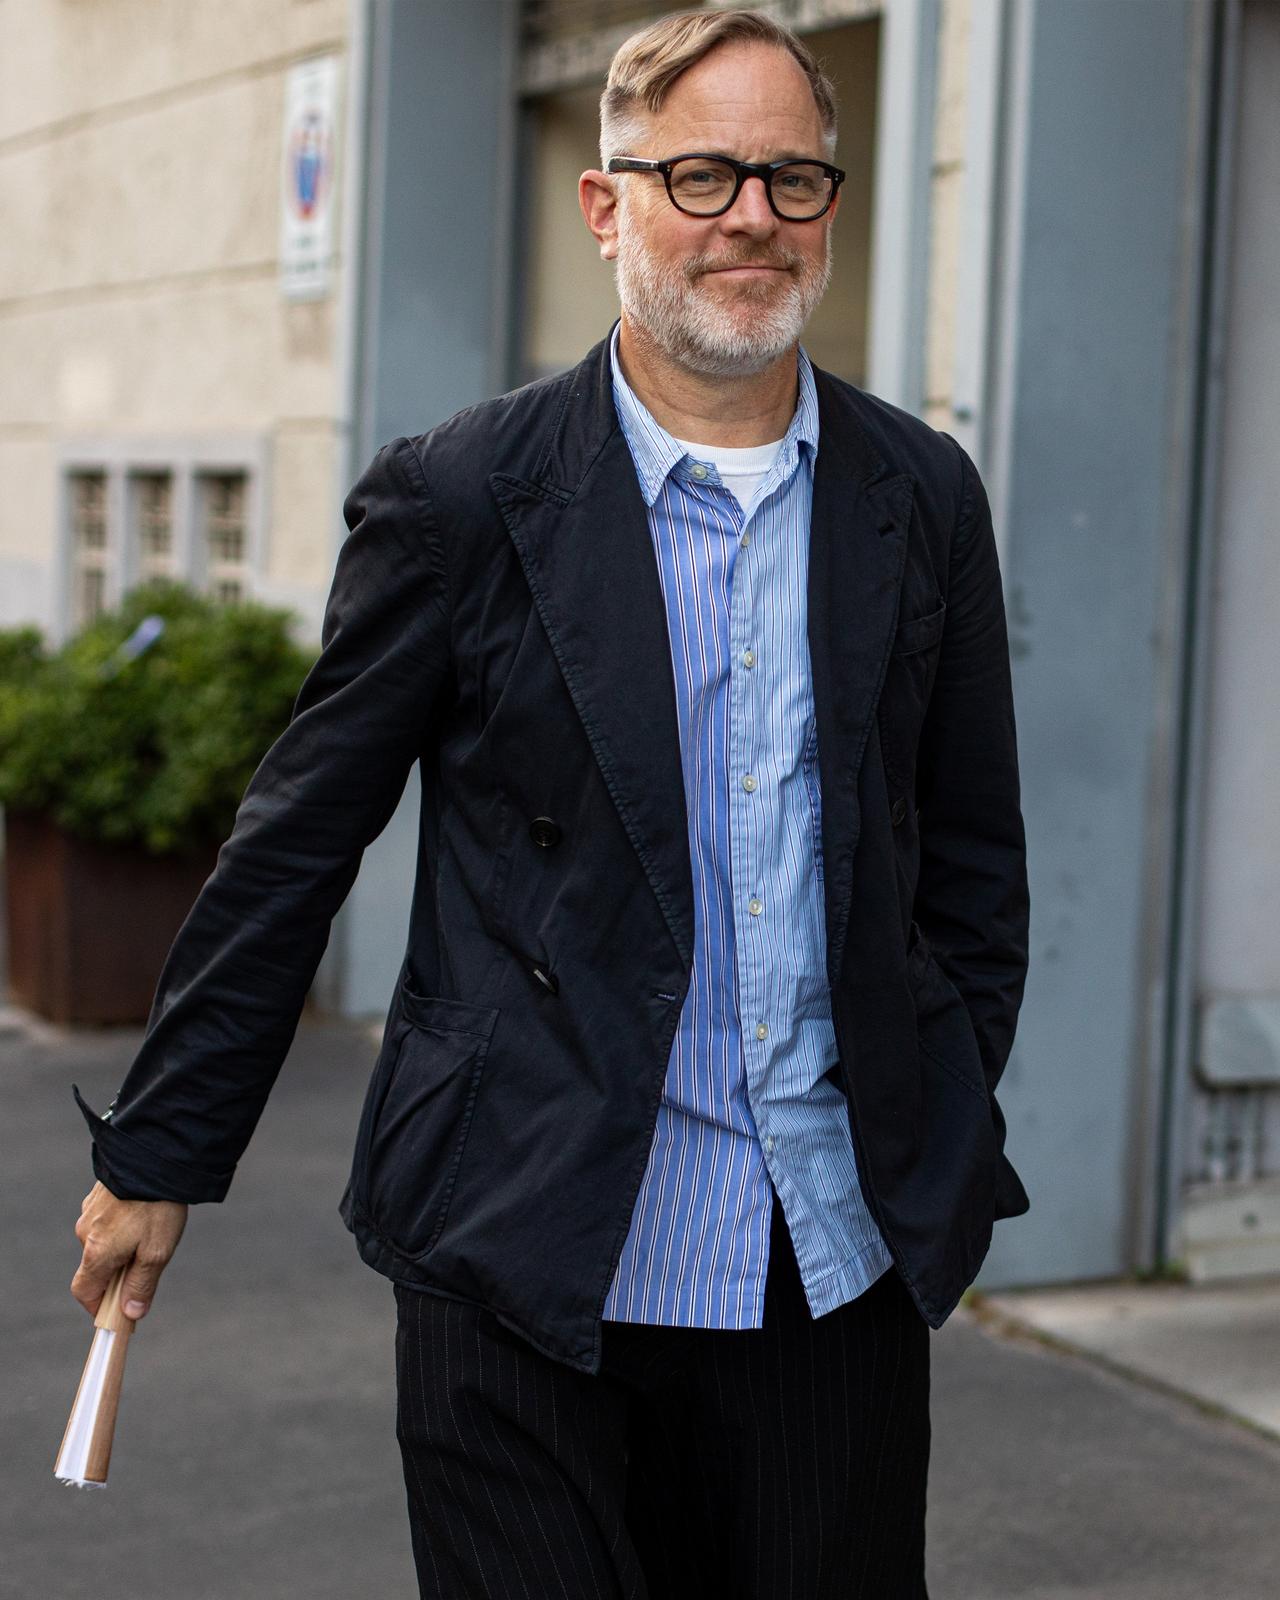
71, 1182, 188, 1322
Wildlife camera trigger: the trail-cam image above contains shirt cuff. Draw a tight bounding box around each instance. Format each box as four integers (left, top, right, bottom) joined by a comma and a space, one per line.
73, 1084, 234, 1203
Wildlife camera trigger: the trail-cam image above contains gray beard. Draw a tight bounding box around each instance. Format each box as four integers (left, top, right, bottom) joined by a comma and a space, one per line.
613, 218, 832, 377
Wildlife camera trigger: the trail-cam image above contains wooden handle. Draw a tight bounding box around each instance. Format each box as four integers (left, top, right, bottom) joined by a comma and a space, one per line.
94, 1267, 136, 1337
84, 1268, 135, 1481
55, 1267, 138, 1485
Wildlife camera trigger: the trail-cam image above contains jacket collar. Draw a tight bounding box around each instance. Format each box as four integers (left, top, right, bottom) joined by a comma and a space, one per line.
522, 322, 893, 502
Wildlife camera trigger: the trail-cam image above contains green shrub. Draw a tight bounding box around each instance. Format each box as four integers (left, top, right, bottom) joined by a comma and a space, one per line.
0, 625, 43, 685
0, 582, 316, 855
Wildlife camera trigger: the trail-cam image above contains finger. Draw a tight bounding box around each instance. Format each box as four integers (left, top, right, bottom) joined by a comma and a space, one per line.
70, 1242, 127, 1317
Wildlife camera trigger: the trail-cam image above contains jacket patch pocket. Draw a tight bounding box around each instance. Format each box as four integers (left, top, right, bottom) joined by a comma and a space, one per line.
362, 994, 498, 1260
909, 947, 987, 1104
892, 599, 946, 657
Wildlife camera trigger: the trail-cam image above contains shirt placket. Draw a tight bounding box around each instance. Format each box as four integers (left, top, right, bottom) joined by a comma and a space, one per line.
725, 465, 780, 1165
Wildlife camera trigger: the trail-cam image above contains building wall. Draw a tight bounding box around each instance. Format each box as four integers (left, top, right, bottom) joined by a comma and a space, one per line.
922, 0, 970, 430
0, 0, 351, 637
1177, 0, 1280, 1279
969, 0, 1211, 1288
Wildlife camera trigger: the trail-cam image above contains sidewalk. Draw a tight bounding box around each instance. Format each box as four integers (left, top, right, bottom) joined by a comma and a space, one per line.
976, 1276, 1280, 1444
4, 1005, 1279, 1599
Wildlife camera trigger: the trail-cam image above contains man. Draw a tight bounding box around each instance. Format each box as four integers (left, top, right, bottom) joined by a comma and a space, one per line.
70, 9, 1029, 1597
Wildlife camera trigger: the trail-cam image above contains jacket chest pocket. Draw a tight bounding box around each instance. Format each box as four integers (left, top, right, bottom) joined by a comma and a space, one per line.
355, 990, 499, 1259
878, 599, 945, 788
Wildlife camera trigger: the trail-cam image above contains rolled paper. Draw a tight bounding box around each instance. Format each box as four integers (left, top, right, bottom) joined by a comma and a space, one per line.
55, 1267, 135, 1487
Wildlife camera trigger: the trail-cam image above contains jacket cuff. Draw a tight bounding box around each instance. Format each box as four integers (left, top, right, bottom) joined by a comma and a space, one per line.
73, 1084, 234, 1203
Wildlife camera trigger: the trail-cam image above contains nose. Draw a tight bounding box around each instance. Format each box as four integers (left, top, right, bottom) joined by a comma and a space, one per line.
719, 174, 778, 236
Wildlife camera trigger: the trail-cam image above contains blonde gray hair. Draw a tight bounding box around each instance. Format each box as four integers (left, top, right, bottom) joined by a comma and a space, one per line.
599, 8, 838, 166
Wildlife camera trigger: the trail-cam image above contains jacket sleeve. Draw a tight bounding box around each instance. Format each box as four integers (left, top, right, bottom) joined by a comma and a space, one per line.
913, 436, 1030, 1103
75, 436, 452, 1203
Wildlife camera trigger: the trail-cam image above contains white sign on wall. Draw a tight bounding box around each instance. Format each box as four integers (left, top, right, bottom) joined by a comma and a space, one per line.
279, 55, 340, 300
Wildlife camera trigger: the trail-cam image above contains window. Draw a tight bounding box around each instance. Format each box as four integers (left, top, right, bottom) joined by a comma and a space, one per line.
58, 440, 265, 637
131, 472, 176, 584
69, 471, 110, 628
199, 472, 249, 605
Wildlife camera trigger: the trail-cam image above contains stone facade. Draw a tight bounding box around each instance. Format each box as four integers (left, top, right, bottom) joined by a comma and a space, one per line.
0, 0, 351, 637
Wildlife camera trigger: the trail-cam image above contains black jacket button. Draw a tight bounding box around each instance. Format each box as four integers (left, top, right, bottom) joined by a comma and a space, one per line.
529, 816, 562, 848
890, 795, 908, 827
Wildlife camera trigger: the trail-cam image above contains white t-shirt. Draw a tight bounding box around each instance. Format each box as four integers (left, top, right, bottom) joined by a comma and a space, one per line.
673, 435, 787, 514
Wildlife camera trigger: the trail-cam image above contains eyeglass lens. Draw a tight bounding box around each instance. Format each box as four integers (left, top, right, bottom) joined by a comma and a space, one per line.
668, 158, 834, 218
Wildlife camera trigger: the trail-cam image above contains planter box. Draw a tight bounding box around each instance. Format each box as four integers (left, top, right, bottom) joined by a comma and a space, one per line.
3, 811, 219, 1025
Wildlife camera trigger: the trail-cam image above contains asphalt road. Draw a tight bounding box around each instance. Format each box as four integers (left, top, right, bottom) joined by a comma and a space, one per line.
6, 1012, 1278, 1600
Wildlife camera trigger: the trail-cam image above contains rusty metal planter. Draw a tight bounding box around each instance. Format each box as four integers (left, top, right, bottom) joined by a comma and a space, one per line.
3, 811, 219, 1025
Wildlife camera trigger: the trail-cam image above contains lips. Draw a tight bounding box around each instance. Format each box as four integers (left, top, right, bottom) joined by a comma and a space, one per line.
701, 261, 792, 280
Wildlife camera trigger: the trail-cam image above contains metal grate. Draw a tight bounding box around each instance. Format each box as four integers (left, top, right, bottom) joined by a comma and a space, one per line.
520, 0, 674, 93
133, 473, 175, 580
70, 472, 109, 627
518, 0, 880, 96
521, 0, 667, 48
200, 472, 249, 604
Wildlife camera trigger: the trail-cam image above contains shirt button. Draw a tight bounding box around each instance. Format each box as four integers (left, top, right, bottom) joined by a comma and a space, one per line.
690, 463, 709, 480
748, 897, 763, 915
755, 1022, 769, 1040
740, 531, 751, 548
742, 774, 758, 793
742, 649, 756, 668
764, 1134, 775, 1154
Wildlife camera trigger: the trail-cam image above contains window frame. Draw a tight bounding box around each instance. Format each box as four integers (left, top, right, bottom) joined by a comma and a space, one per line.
55, 436, 269, 641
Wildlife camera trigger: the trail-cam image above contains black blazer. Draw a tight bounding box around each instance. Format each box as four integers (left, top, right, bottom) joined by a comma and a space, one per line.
78, 331, 1030, 1375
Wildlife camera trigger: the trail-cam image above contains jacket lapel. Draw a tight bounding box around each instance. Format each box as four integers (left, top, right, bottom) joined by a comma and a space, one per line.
490, 340, 916, 989
808, 369, 916, 984
491, 340, 695, 970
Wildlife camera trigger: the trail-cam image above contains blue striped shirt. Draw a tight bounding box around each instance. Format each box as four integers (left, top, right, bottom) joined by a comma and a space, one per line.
601, 328, 895, 1328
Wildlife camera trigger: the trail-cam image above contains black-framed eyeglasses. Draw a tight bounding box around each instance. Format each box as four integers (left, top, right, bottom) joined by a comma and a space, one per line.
606, 152, 845, 221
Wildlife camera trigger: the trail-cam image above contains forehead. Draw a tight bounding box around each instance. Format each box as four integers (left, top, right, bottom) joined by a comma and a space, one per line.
642, 40, 827, 161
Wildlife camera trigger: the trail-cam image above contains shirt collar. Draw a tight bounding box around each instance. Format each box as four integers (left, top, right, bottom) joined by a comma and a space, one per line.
609, 322, 819, 508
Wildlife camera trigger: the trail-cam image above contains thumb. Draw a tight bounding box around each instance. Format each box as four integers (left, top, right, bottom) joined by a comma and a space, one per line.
121, 1254, 165, 1321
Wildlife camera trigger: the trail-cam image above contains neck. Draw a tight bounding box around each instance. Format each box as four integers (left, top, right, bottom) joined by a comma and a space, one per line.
616, 314, 797, 446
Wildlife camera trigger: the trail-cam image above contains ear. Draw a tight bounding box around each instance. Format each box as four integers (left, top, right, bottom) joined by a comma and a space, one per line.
579, 170, 621, 263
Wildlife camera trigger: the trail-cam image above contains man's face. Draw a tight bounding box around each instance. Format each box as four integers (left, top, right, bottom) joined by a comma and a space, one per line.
610, 42, 836, 378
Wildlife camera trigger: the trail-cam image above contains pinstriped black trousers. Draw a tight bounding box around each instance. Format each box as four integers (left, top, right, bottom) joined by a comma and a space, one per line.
393, 1198, 930, 1598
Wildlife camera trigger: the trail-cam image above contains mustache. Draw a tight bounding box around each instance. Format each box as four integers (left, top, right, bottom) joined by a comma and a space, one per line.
686, 246, 803, 278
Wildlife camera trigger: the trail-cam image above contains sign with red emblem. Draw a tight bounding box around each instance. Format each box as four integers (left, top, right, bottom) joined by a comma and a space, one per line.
280, 55, 340, 300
